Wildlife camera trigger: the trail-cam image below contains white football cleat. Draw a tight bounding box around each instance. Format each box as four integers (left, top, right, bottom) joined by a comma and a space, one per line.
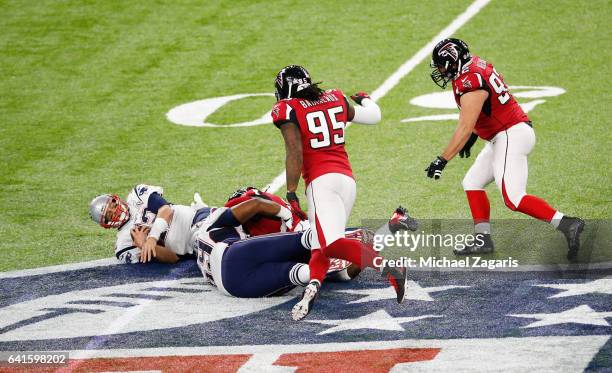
291, 280, 320, 321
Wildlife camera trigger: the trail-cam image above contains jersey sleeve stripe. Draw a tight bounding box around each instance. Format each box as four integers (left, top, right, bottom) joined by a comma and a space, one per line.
115, 246, 138, 259
475, 73, 483, 87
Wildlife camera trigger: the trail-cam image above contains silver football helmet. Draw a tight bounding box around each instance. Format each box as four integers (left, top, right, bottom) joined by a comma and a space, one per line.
89, 194, 130, 229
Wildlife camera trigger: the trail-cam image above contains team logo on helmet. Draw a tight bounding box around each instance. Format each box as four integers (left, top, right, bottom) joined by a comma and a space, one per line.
438, 42, 459, 62
275, 74, 284, 88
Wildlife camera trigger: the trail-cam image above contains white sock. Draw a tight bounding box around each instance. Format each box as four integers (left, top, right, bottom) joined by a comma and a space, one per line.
289, 264, 310, 286
550, 211, 564, 228
474, 222, 491, 234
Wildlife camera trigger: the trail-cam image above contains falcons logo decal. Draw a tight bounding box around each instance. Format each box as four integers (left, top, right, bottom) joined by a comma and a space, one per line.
272, 104, 281, 117
275, 74, 284, 88
438, 42, 459, 61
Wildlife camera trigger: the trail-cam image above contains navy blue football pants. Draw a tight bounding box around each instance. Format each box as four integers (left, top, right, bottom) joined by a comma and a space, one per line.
221, 232, 310, 298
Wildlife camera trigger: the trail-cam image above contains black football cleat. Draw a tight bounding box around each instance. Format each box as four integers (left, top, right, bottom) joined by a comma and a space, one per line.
388, 206, 419, 233
382, 265, 408, 303
346, 228, 375, 246
454, 233, 495, 255
291, 280, 320, 321
557, 216, 585, 261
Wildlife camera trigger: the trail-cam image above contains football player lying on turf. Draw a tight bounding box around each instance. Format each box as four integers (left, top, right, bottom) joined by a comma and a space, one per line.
190, 194, 418, 299
88, 184, 296, 264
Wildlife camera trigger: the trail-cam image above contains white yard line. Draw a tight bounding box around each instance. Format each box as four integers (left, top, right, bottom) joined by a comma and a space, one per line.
266, 0, 492, 193
0, 258, 118, 279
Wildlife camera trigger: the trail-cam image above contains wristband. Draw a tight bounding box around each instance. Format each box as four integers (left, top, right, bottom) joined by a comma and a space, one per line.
148, 218, 169, 241
276, 205, 292, 221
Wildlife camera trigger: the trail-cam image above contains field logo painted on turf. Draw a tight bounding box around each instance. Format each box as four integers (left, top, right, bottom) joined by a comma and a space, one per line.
402, 85, 565, 123
166, 93, 274, 127
0, 278, 290, 341
165, 86, 564, 128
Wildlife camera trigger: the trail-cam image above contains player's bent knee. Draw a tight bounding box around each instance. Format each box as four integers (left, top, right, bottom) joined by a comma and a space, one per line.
502, 192, 525, 211
462, 177, 482, 191
503, 197, 518, 211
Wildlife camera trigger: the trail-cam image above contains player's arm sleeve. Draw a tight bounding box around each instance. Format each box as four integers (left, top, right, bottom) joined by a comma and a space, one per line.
271, 101, 297, 128
128, 184, 164, 206
147, 192, 170, 214
456, 73, 486, 96
115, 246, 141, 264
335, 89, 380, 125
207, 208, 241, 230
351, 97, 381, 125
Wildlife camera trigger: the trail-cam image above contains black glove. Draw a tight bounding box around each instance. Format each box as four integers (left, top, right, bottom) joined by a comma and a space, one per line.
286, 191, 307, 220
425, 156, 448, 180
459, 133, 478, 158
350, 91, 371, 105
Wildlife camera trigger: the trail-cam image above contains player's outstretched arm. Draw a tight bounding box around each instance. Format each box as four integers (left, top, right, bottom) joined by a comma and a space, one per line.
280, 122, 303, 195
348, 92, 381, 125
441, 90, 488, 161
230, 198, 293, 228
426, 90, 488, 180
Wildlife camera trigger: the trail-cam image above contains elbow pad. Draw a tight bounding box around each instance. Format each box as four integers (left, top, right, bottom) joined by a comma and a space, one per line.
352, 98, 381, 125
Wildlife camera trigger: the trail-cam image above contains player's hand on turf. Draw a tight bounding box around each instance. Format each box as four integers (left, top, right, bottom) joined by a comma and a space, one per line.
140, 237, 157, 263
459, 133, 478, 158
425, 156, 448, 180
350, 91, 371, 105
286, 191, 307, 220
130, 225, 149, 248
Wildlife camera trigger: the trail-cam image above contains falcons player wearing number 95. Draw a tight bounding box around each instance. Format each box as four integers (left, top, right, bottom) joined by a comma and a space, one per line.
425, 38, 584, 260
271, 65, 409, 321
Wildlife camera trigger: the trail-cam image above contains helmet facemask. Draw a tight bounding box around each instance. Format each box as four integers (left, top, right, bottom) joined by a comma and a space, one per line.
430, 38, 471, 89
430, 60, 457, 89
89, 194, 130, 229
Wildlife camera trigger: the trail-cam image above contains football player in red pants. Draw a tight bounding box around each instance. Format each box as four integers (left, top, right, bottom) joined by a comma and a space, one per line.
271, 65, 409, 321
425, 38, 584, 261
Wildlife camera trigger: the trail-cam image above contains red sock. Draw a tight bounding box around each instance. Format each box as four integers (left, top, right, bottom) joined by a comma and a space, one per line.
308, 249, 329, 283
323, 238, 380, 270
465, 190, 490, 224
516, 195, 557, 222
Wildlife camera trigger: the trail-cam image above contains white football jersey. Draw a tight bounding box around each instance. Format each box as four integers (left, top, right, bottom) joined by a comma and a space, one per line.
126, 184, 164, 227
191, 207, 246, 290
114, 184, 164, 264
164, 205, 197, 256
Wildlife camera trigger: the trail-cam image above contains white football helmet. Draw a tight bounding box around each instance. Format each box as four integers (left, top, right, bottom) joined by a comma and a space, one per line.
89, 194, 130, 229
